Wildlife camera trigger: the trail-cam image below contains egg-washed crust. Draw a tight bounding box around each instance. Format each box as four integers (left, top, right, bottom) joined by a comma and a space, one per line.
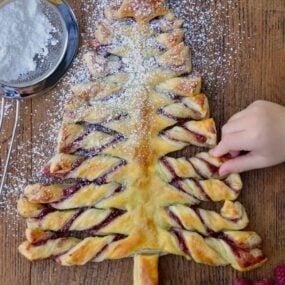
18, 0, 266, 284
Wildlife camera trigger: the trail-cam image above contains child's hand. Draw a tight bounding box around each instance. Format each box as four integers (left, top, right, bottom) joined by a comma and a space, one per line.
210, 100, 285, 175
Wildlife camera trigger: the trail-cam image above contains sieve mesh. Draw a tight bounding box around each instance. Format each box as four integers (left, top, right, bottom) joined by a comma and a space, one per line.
1, 0, 68, 88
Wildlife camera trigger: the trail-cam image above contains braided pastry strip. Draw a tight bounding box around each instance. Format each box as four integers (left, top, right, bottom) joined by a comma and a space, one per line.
58, 122, 127, 155
159, 152, 228, 180
171, 229, 267, 272
18, 200, 127, 235
43, 153, 126, 183
19, 233, 127, 265
160, 118, 217, 149
156, 76, 202, 97
24, 182, 123, 210
157, 42, 192, 74
158, 93, 209, 122
64, 77, 129, 124
164, 201, 249, 235
170, 177, 242, 203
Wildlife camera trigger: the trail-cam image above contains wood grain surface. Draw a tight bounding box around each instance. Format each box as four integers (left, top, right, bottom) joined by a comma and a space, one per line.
0, 0, 284, 284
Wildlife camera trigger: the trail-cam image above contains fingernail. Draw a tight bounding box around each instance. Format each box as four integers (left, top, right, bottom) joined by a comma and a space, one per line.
229, 151, 240, 158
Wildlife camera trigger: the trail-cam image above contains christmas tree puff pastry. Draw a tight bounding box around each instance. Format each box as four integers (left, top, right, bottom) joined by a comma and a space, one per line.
18, 0, 267, 284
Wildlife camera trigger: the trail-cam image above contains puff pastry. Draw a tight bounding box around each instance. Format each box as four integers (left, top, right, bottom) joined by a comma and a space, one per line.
18, 0, 266, 284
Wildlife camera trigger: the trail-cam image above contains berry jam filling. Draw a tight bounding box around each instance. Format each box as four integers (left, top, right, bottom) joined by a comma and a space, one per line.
73, 135, 127, 157
170, 228, 265, 268
103, 112, 128, 123
32, 233, 60, 247
53, 234, 127, 262
181, 126, 207, 144
212, 232, 266, 267
155, 43, 168, 52
161, 125, 207, 145
167, 209, 185, 229
33, 232, 127, 248
162, 155, 237, 195
160, 157, 178, 180
87, 208, 126, 234
166, 92, 183, 100
168, 204, 240, 236
97, 91, 125, 102
104, 54, 126, 75
113, 185, 125, 194
157, 108, 196, 122
170, 228, 189, 255
51, 183, 124, 207
43, 155, 126, 185
78, 121, 124, 137
87, 39, 113, 57
149, 16, 166, 33
34, 208, 126, 242
96, 160, 127, 185
192, 179, 210, 200
168, 204, 216, 235
186, 159, 206, 179
93, 234, 128, 260
42, 157, 85, 179
191, 206, 215, 236
53, 249, 70, 261
61, 208, 85, 232
182, 103, 202, 117
61, 122, 127, 154
170, 177, 210, 201
170, 179, 199, 203
52, 181, 91, 205
224, 180, 239, 194
146, 37, 167, 52
119, 17, 136, 26
196, 157, 220, 176
34, 207, 56, 220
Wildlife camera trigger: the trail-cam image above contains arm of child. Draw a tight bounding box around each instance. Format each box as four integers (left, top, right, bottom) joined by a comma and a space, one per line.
210, 100, 285, 176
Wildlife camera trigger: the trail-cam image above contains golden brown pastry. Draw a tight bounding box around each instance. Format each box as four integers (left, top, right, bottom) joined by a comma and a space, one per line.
18, 0, 266, 284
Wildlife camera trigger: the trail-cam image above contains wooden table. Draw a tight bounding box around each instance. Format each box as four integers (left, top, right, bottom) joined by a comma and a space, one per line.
0, 0, 284, 284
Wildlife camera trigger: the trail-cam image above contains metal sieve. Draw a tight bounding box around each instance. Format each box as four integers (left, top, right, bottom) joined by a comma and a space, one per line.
0, 0, 79, 193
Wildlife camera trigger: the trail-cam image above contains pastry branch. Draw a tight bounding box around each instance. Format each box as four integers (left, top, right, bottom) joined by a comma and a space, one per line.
164, 201, 249, 235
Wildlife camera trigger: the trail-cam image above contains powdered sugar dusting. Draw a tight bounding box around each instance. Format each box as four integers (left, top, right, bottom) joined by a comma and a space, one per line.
0, 0, 248, 232
169, 0, 247, 92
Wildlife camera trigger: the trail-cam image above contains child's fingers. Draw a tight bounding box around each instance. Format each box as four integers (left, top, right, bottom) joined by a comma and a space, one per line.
221, 118, 248, 136
227, 109, 248, 122
219, 153, 262, 175
210, 132, 249, 157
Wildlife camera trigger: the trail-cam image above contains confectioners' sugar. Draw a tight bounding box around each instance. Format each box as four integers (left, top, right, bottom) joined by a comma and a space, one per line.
0, 0, 58, 82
